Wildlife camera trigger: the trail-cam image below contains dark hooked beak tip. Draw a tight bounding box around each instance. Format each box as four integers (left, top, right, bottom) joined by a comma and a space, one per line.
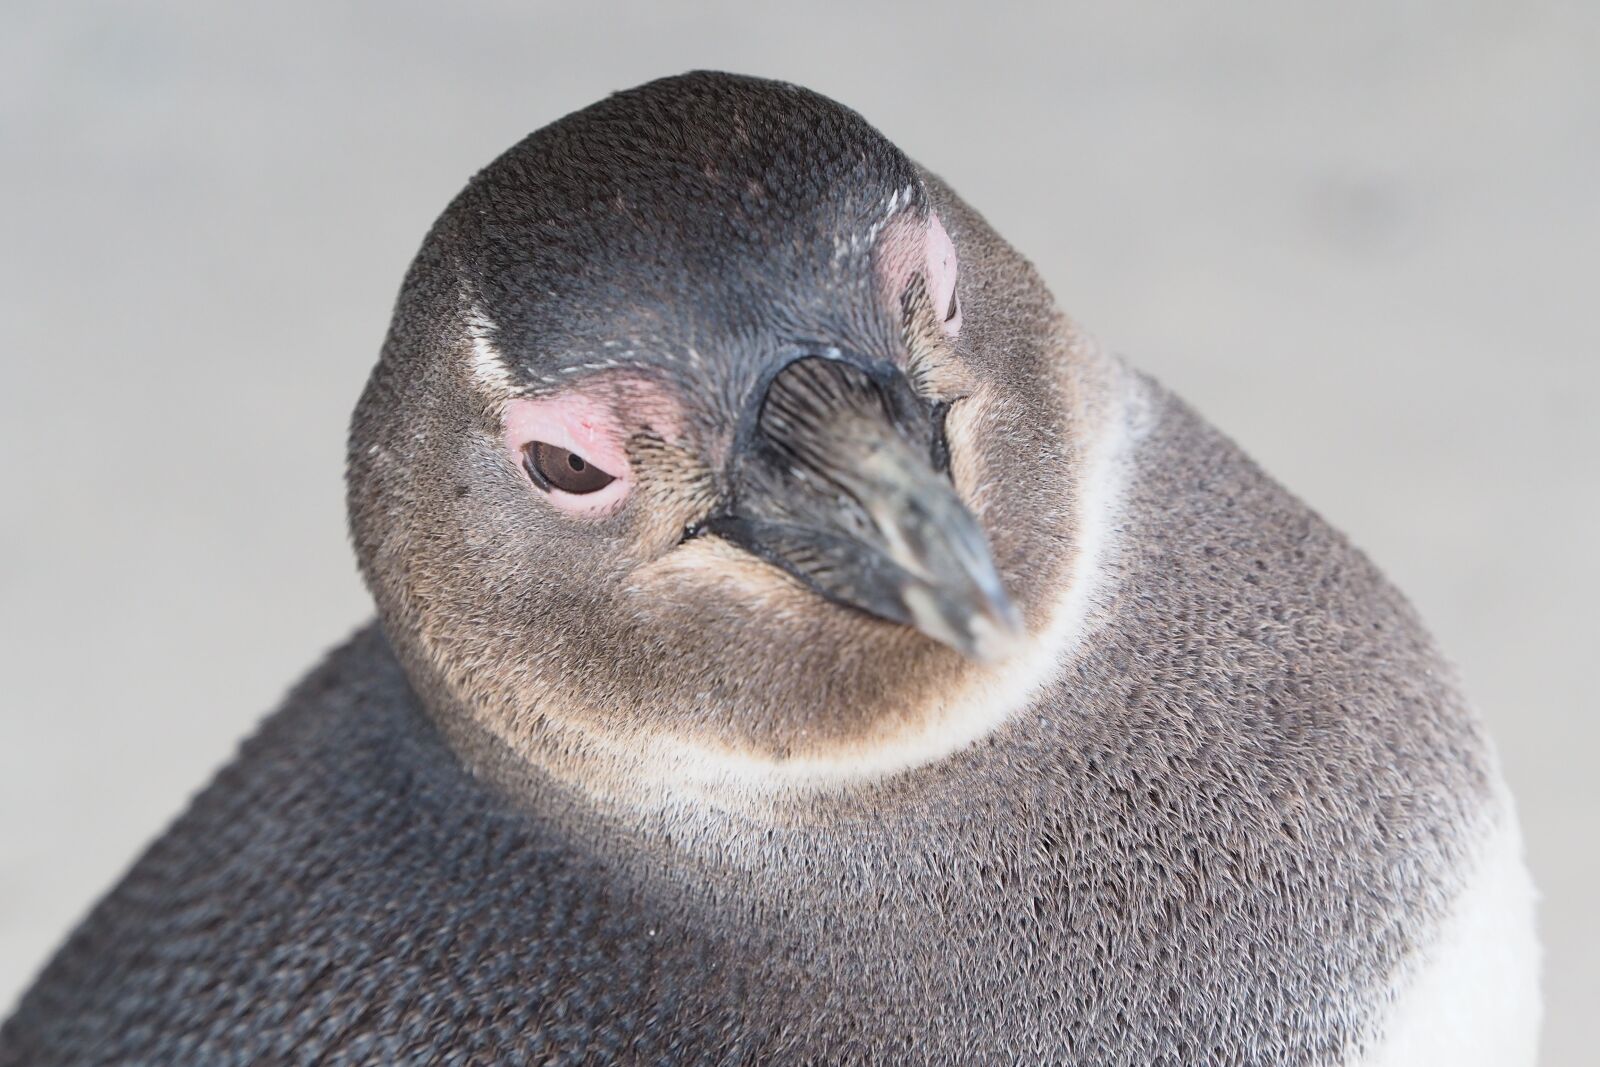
884, 488, 1026, 663
900, 554, 1026, 663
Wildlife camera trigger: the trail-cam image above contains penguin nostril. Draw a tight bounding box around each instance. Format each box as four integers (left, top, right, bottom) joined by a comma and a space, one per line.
930, 401, 953, 474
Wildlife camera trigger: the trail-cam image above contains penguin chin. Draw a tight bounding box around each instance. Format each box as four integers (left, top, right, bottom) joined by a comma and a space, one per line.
395, 552, 1004, 810
541, 608, 1063, 811
419, 506, 1098, 812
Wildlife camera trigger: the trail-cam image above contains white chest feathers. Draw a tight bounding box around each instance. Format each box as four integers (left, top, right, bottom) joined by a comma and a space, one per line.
1355, 791, 1541, 1066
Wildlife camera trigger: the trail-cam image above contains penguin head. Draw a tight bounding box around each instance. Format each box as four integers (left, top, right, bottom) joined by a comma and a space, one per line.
349, 72, 1091, 798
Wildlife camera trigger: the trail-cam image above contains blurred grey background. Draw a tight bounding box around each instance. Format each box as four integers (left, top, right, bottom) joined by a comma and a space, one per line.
2, 0, 1594, 1060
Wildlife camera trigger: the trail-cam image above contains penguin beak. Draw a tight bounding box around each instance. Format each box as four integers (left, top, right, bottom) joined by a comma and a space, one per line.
706, 356, 1023, 662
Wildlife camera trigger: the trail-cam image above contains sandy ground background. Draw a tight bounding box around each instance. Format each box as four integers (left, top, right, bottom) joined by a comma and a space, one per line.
2, 1, 1594, 1060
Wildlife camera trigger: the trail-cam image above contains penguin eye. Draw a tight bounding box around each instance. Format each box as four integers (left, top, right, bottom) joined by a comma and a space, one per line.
522, 442, 617, 495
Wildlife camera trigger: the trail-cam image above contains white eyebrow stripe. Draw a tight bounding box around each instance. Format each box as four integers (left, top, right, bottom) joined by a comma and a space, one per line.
466, 303, 514, 392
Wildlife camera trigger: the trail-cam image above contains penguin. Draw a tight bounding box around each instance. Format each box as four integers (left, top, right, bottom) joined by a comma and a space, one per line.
0, 71, 1539, 1065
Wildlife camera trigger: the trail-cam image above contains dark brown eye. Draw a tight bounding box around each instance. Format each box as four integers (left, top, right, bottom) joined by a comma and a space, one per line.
944, 290, 959, 323
523, 441, 617, 495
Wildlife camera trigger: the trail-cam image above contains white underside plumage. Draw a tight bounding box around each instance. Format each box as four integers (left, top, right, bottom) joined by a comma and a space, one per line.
1353, 788, 1541, 1066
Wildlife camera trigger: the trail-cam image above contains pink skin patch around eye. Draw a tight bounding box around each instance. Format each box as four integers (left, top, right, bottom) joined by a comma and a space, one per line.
502, 395, 633, 516
925, 211, 962, 338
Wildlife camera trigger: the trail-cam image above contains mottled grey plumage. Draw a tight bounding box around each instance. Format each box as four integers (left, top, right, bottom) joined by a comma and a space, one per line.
1, 71, 1535, 1065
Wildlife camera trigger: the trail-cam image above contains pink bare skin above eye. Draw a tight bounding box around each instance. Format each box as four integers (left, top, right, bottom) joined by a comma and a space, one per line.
925, 211, 962, 338
502, 394, 633, 516
877, 208, 963, 341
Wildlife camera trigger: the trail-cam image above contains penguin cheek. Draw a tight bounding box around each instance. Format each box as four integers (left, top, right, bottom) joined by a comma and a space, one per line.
926, 211, 962, 339
501, 396, 632, 518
